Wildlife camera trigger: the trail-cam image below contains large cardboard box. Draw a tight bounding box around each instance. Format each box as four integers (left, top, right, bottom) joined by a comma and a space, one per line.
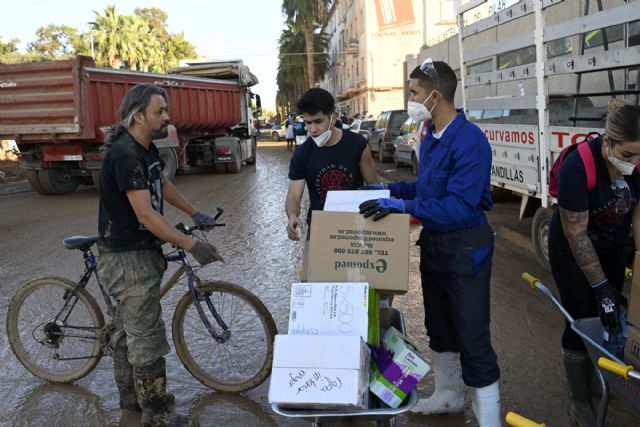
628, 251, 640, 328
268, 335, 370, 409
288, 282, 380, 347
624, 325, 640, 368
307, 211, 410, 293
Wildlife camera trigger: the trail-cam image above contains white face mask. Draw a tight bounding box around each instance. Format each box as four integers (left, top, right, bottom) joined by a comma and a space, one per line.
407, 91, 436, 122
608, 144, 636, 175
309, 120, 334, 147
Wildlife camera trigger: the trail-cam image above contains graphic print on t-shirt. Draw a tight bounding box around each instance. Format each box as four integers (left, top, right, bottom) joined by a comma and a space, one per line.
314, 163, 355, 204
148, 160, 163, 213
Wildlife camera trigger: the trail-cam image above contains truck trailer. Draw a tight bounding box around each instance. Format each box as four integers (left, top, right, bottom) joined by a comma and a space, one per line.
0, 56, 260, 195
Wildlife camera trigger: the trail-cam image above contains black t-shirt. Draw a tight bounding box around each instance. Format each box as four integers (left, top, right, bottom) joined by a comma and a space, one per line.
98, 131, 165, 251
288, 130, 367, 224
549, 136, 640, 251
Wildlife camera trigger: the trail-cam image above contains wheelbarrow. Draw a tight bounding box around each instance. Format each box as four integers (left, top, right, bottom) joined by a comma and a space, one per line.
521, 273, 640, 427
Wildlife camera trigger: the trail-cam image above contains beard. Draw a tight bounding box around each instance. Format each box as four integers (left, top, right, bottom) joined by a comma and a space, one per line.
151, 125, 169, 140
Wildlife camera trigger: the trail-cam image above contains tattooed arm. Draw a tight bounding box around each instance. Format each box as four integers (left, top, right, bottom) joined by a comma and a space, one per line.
559, 207, 606, 285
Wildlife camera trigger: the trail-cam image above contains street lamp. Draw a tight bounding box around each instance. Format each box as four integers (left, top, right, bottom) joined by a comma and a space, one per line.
87, 21, 96, 59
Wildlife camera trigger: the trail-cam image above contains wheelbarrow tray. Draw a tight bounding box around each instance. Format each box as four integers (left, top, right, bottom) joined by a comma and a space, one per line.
572, 317, 640, 411
271, 307, 418, 424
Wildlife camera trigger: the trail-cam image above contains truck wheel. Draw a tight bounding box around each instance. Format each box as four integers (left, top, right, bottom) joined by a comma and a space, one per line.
227, 145, 242, 173
159, 148, 177, 181
38, 168, 79, 195
246, 137, 257, 165
271, 131, 280, 142
411, 154, 419, 175
531, 207, 552, 271
23, 170, 50, 195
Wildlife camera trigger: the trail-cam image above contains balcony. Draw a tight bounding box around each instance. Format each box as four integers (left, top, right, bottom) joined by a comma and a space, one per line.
345, 39, 359, 56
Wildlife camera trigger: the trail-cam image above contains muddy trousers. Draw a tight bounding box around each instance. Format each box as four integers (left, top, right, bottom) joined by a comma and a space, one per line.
419, 223, 500, 388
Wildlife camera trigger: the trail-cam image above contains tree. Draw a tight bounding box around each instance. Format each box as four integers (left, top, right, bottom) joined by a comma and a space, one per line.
0, 37, 21, 63
282, 0, 333, 89
276, 24, 329, 115
27, 25, 81, 60
92, 5, 122, 68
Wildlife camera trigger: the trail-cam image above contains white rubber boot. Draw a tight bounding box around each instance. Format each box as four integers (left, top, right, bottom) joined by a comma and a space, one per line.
471, 381, 501, 427
410, 351, 464, 415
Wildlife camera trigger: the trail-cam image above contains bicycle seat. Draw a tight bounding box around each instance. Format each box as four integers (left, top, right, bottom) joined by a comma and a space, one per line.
63, 236, 98, 251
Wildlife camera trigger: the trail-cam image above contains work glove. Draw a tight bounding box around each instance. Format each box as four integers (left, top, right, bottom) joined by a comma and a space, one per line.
592, 279, 627, 335
359, 198, 404, 221
188, 241, 225, 266
358, 183, 388, 190
191, 211, 215, 229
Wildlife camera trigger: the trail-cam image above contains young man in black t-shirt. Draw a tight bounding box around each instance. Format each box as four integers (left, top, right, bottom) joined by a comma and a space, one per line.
285, 88, 379, 241
98, 84, 220, 427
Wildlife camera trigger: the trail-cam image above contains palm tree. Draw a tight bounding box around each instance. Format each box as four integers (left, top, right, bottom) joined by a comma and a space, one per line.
282, 0, 333, 89
92, 5, 122, 68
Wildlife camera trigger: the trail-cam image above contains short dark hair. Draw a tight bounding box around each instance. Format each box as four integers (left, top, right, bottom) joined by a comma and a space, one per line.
409, 61, 457, 103
296, 88, 335, 116
106, 84, 168, 144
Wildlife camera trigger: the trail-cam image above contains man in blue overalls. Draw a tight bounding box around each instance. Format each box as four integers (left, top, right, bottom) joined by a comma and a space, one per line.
360, 59, 500, 426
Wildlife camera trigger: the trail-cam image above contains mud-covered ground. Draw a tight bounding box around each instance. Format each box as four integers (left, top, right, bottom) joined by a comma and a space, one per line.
0, 142, 637, 426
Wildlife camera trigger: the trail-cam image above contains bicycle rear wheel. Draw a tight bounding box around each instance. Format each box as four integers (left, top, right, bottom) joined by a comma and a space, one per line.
6, 276, 105, 382
172, 281, 277, 393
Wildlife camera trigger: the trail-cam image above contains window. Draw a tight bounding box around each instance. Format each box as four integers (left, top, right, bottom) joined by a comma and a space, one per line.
498, 46, 536, 69
547, 37, 572, 58
584, 25, 624, 49
629, 20, 640, 46
467, 59, 493, 75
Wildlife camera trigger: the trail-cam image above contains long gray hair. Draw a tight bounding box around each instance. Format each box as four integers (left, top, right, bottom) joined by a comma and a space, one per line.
105, 84, 168, 145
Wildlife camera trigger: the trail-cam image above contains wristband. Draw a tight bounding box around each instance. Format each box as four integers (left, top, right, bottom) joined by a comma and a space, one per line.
591, 279, 609, 288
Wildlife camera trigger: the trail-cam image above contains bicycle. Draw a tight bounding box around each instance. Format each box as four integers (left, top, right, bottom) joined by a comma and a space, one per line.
6, 208, 278, 393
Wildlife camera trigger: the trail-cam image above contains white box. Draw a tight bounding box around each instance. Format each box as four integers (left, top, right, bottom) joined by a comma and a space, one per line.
268, 335, 370, 409
324, 190, 390, 212
288, 282, 370, 342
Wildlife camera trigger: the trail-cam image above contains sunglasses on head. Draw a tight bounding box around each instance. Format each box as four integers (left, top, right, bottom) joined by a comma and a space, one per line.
419, 58, 440, 86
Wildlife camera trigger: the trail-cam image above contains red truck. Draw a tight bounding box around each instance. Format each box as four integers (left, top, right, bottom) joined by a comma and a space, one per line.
0, 56, 260, 195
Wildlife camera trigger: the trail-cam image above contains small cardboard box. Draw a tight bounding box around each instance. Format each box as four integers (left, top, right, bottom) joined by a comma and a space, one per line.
307, 211, 410, 293
624, 325, 640, 368
268, 335, 370, 409
288, 282, 381, 347
370, 326, 430, 408
628, 252, 640, 328
324, 190, 391, 212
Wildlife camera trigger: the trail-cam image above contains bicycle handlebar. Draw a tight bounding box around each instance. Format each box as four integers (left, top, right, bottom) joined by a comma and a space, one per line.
175, 208, 225, 235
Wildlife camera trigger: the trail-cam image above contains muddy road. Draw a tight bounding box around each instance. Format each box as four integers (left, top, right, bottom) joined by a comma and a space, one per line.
0, 142, 637, 426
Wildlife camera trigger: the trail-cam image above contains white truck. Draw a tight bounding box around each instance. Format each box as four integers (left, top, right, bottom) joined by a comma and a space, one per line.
408, 0, 640, 269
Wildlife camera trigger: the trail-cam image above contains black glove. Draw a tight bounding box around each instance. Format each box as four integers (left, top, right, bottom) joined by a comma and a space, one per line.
191, 211, 215, 229
358, 183, 388, 190
592, 279, 627, 335
188, 241, 225, 265
359, 198, 405, 221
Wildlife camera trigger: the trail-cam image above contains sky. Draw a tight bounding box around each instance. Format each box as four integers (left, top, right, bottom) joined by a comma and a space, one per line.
1, 0, 285, 110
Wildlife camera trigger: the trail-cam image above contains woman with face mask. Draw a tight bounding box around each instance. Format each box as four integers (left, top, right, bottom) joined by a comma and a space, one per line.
548, 100, 640, 427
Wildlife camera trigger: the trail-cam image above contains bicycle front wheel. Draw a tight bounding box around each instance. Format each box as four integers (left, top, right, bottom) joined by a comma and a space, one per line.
172, 281, 277, 393
6, 276, 105, 383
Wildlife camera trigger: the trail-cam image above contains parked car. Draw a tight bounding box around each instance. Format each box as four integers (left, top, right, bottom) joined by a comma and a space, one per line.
367, 110, 408, 162
393, 117, 425, 170
349, 119, 376, 139
265, 120, 288, 141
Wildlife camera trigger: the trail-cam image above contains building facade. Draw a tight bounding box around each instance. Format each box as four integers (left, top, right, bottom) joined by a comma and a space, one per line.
320, 0, 494, 119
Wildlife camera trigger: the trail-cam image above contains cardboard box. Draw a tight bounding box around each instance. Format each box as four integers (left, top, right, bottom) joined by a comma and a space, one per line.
370, 327, 430, 408
268, 335, 370, 409
307, 211, 410, 293
628, 251, 640, 328
624, 325, 640, 368
288, 282, 380, 347
324, 190, 390, 212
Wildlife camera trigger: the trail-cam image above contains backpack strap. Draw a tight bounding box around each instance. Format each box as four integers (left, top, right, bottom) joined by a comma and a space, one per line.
577, 142, 597, 192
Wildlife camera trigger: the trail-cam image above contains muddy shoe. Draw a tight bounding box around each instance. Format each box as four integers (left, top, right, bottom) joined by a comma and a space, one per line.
563, 350, 597, 427
114, 347, 176, 411
410, 351, 464, 415
134, 357, 195, 427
